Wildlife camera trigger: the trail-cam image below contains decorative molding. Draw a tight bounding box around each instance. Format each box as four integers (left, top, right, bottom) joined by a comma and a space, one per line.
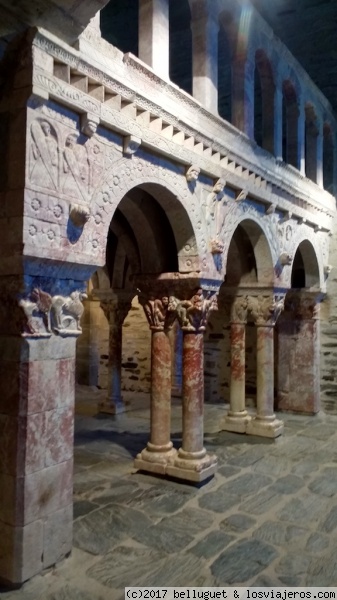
19, 288, 87, 337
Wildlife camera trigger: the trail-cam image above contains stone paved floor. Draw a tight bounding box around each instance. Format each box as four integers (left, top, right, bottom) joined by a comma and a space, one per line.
3, 385, 337, 599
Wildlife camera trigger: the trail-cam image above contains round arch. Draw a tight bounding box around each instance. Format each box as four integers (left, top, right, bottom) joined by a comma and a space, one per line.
291, 239, 321, 290
89, 155, 209, 274
223, 217, 275, 286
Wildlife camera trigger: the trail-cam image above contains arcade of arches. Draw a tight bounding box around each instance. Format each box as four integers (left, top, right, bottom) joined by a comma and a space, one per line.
0, 0, 336, 587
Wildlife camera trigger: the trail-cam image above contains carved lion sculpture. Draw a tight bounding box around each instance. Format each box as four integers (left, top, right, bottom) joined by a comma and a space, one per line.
51, 291, 87, 332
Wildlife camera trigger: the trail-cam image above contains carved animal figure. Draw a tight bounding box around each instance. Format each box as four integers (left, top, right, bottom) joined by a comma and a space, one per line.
19, 288, 53, 334
51, 291, 87, 331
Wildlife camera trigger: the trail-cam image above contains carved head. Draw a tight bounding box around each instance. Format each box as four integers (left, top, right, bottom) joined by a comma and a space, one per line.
186, 165, 200, 182
65, 133, 78, 149
40, 121, 51, 136
83, 120, 98, 137
213, 179, 225, 194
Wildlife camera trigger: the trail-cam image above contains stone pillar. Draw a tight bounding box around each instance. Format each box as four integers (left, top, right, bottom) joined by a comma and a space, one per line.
316, 118, 324, 188
191, 3, 219, 113
134, 293, 177, 474
222, 296, 250, 433
286, 102, 300, 168
139, 0, 169, 79
166, 289, 218, 482
98, 294, 132, 414
246, 294, 284, 438
232, 54, 255, 139
298, 99, 306, 176
277, 292, 320, 413
0, 281, 86, 585
274, 84, 283, 161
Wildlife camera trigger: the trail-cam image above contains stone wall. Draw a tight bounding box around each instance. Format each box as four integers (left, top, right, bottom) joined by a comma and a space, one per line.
320, 213, 337, 413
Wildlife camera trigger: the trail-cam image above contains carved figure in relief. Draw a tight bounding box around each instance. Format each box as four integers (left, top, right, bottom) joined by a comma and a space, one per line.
51, 291, 87, 332
186, 164, 200, 183
206, 179, 226, 234
87, 142, 104, 195
63, 133, 89, 203
30, 120, 58, 190
19, 288, 53, 336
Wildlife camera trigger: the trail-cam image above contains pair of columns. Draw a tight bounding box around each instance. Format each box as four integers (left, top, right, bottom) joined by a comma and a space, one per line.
223, 293, 284, 438
134, 288, 218, 483
223, 291, 320, 437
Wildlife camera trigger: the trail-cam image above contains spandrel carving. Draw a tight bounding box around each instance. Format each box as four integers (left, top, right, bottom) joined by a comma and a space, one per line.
29, 120, 59, 190
63, 133, 90, 203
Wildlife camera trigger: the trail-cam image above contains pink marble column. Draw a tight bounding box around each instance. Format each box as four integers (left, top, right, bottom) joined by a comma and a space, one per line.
277, 292, 320, 413
222, 296, 250, 433
0, 282, 85, 585
98, 296, 132, 414
246, 294, 284, 438
134, 294, 176, 474
166, 289, 218, 482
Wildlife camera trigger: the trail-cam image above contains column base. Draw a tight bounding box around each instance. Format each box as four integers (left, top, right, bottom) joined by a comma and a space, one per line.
166, 450, 218, 483
221, 411, 251, 434
246, 416, 284, 438
97, 398, 128, 415
134, 445, 177, 476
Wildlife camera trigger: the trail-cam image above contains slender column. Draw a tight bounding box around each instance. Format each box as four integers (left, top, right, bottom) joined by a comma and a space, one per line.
134, 293, 177, 475
191, 2, 219, 113
222, 296, 250, 433
232, 54, 255, 139
138, 0, 169, 79
166, 289, 218, 482
246, 294, 284, 438
277, 292, 320, 413
98, 295, 132, 414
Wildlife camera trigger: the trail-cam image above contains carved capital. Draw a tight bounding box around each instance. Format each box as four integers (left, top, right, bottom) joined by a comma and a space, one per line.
100, 297, 132, 327
230, 295, 249, 324
19, 288, 87, 337
169, 289, 218, 333
285, 291, 320, 320
138, 292, 174, 331
248, 294, 284, 327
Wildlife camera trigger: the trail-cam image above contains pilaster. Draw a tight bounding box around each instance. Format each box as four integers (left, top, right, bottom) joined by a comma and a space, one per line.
191, 1, 219, 113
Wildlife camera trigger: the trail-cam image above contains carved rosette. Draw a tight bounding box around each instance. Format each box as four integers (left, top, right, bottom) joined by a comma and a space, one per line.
230, 295, 249, 324
169, 289, 218, 333
248, 294, 285, 327
285, 291, 321, 320
19, 288, 87, 338
138, 292, 175, 332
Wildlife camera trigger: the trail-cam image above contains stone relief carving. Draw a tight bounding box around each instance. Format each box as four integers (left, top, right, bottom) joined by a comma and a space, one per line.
19, 288, 87, 337
186, 164, 200, 183
63, 133, 90, 203
30, 120, 59, 190
169, 289, 218, 332
69, 203, 90, 227
138, 293, 174, 331
230, 295, 249, 324
247, 294, 285, 326
81, 113, 99, 137
123, 135, 141, 156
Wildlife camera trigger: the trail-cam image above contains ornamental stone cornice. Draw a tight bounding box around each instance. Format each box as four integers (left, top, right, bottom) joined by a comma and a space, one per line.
21, 29, 335, 233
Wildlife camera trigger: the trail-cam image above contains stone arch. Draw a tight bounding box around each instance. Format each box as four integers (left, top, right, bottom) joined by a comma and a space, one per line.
89, 154, 208, 274
291, 238, 321, 290
223, 214, 275, 285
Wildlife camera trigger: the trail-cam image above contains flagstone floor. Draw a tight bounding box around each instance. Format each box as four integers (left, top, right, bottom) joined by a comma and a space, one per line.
2, 386, 337, 599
